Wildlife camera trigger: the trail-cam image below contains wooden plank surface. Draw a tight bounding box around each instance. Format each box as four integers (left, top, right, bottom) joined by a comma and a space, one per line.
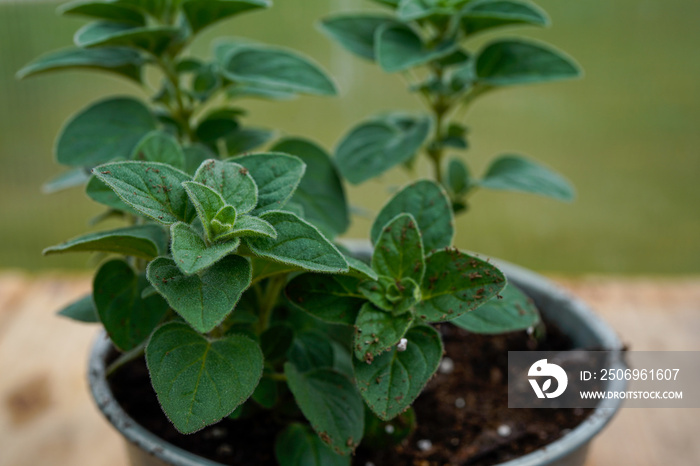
0, 273, 698, 466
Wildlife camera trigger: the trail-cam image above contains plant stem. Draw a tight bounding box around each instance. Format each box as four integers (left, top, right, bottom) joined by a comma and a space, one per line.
426, 65, 450, 185
156, 55, 195, 143
428, 104, 447, 184
257, 275, 287, 334
105, 342, 146, 378
267, 372, 287, 382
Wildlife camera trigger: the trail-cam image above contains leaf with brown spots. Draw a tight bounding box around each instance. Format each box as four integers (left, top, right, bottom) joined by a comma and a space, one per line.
451, 281, 540, 333
286, 273, 364, 325
93, 161, 194, 225
193, 159, 258, 214
353, 302, 413, 360
371, 213, 424, 283
275, 423, 350, 466
284, 363, 364, 455
416, 248, 506, 322
353, 325, 442, 420
371, 179, 453, 252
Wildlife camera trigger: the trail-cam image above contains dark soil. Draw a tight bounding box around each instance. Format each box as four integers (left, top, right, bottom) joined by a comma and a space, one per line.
109, 322, 592, 466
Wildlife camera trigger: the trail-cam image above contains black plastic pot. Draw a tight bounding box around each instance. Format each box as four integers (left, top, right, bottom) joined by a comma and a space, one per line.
88, 256, 626, 466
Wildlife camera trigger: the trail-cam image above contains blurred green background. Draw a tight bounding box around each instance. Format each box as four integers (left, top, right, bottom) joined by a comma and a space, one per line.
0, 0, 698, 274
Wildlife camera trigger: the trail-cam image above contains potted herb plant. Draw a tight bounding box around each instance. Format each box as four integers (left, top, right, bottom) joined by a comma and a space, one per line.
19, 0, 624, 465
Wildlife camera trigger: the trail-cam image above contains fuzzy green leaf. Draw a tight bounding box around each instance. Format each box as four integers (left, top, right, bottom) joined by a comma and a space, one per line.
479, 154, 575, 201
234, 153, 305, 213
397, 0, 464, 21
182, 0, 271, 34
320, 14, 398, 61
376, 23, 456, 73
75, 21, 180, 55
94, 161, 193, 224
195, 108, 240, 142
43, 168, 90, 194
212, 37, 251, 65
131, 131, 186, 169
353, 303, 413, 362
441, 122, 469, 150
372, 213, 425, 283
354, 325, 442, 420
225, 127, 275, 155
94, 259, 168, 351
284, 364, 364, 455
371, 180, 454, 252
16, 47, 143, 82
85, 175, 139, 214
344, 255, 379, 281
182, 181, 227, 241
194, 159, 259, 214
260, 324, 294, 362
288, 330, 335, 373
146, 322, 263, 434
222, 45, 337, 96
476, 39, 581, 86
283, 202, 305, 218
192, 63, 221, 101
183, 144, 214, 175
44, 224, 167, 259
446, 158, 471, 196
245, 211, 349, 273
461, 0, 549, 36
416, 248, 506, 322
58, 1, 146, 25
272, 138, 349, 237
147, 255, 251, 333
335, 114, 430, 184
251, 374, 278, 409
211, 206, 238, 238
358, 276, 421, 315
217, 214, 277, 241
226, 82, 296, 101
57, 97, 156, 167
251, 258, 302, 285
275, 423, 350, 466
452, 282, 540, 333
57, 294, 99, 323
286, 274, 364, 325
171, 222, 240, 274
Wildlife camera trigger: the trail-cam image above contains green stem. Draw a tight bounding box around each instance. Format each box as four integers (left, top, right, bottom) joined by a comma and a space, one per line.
266, 372, 287, 382
105, 342, 146, 378
424, 63, 452, 185
428, 105, 447, 184
156, 56, 195, 143
256, 275, 287, 334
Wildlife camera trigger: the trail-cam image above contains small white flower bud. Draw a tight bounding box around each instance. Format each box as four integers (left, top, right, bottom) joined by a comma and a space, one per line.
439, 357, 454, 374
497, 424, 512, 437
397, 338, 408, 352
417, 439, 432, 451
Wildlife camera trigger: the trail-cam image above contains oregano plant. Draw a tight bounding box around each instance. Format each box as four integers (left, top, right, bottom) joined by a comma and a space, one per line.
320, 0, 578, 346
21, 0, 575, 464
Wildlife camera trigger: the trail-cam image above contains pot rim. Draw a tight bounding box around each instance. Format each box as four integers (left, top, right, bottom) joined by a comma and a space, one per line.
88, 254, 626, 466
